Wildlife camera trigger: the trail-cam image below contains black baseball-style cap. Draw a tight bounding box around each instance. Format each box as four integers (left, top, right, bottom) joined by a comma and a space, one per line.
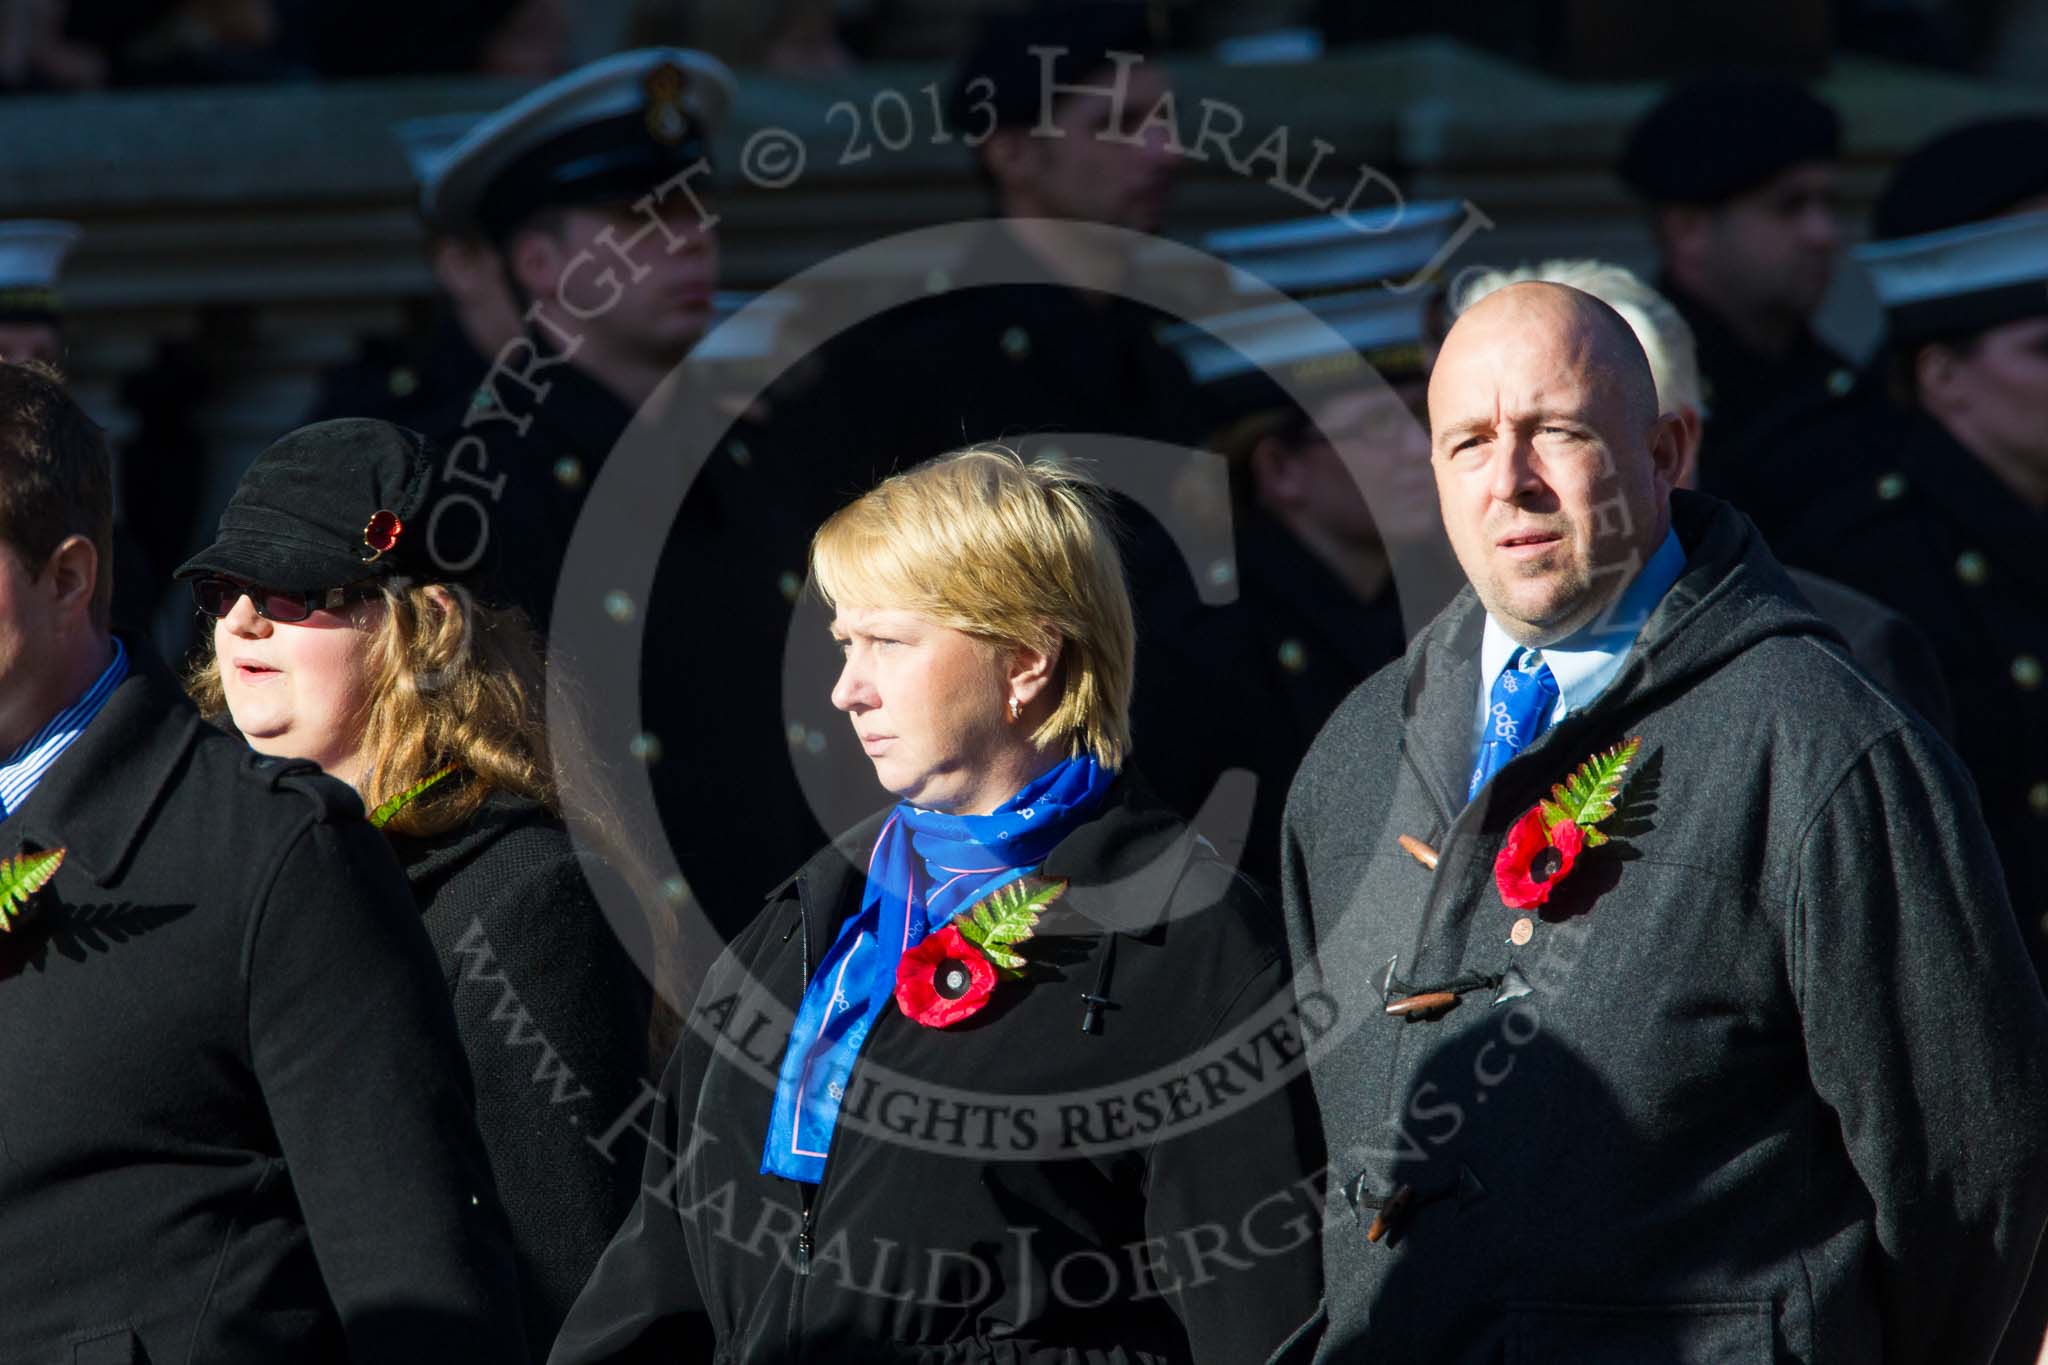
1618, 74, 1842, 206
176, 419, 449, 593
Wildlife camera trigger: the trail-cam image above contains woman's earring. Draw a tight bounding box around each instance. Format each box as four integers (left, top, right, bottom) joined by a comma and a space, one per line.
1008, 697, 1022, 724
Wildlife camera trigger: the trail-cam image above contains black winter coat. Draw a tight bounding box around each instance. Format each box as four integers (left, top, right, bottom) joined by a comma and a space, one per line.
0, 643, 527, 1364
550, 775, 1324, 1364
395, 794, 654, 1358
1280, 493, 2048, 1365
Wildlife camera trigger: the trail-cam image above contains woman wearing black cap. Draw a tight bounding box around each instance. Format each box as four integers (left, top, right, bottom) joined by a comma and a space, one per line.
174, 416, 654, 1359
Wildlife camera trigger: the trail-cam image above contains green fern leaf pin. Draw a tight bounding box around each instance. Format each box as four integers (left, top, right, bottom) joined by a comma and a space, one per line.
0, 847, 65, 932
369, 765, 459, 829
956, 876, 1068, 977
1538, 735, 1643, 848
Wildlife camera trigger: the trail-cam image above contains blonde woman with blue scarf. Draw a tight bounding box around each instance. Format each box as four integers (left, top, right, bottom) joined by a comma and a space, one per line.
554, 449, 1322, 1364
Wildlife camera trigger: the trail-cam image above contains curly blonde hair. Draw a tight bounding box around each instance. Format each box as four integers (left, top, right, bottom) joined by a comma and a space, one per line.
187, 581, 553, 838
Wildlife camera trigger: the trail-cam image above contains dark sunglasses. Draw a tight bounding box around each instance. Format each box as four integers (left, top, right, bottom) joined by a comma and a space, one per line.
189, 575, 376, 624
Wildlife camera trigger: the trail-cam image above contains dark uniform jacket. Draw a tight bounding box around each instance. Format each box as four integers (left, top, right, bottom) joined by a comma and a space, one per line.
549, 774, 1324, 1365
778, 220, 1204, 523
1134, 506, 1406, 894
1665, 276, 1853, 475
0, 642, 527, 1365
1280, 493, 2048, 1365
431, 351, 826, 941
305, 310, 495, 440
1762, 398, 2048, 980
396, 793, 654, 1359
435, 355, 636, 638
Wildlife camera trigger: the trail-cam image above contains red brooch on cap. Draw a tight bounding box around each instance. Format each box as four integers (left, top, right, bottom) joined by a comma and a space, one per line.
644, 62, 690, 146
361, 509, 403, 563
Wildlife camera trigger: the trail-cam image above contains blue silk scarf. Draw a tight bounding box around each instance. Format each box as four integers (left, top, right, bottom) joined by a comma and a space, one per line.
760, 754, 1115, 1184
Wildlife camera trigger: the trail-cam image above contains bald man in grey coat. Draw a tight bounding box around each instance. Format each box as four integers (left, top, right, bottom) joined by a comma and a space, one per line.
1280, 284, 2048, 1364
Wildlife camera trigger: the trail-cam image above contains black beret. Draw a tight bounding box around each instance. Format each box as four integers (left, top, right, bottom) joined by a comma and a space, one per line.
1618, 74, 1842, 205
176, 419, 471, 593
1872, 115, 2048, 240
949, 2, 1161, 133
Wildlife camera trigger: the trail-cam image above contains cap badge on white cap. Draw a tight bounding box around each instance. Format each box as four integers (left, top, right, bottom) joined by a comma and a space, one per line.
644, 63, 691, 146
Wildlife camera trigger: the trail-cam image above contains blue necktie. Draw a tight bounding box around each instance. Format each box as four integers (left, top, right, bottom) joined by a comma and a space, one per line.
1469, 648, 1560, 802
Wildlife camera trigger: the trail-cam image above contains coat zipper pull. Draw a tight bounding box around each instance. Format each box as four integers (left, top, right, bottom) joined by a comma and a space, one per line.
795, 1199, 814, 1276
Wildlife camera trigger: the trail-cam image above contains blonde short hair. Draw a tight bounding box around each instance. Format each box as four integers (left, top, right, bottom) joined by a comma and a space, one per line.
810, 448, 1135, 769
1454, 259, 1703, 415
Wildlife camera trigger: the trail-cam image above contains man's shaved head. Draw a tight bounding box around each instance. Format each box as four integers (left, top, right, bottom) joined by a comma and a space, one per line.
1440, 282, 1663, 430
1427, 281, 1684, 645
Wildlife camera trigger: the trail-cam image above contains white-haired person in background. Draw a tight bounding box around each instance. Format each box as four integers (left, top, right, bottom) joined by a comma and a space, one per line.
1453, 259, 1953, 738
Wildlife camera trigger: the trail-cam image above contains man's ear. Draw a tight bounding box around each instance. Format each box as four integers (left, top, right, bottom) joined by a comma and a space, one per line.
503, 225, 564, 302
1248, 433, 1302, 508
1647, 410, 1690, 497
1914, 343, 1963, 423
1669, 404, 1704, 491
1654, 204, 1710, 273
433, 236, 499, 304
43, 534, 99, 626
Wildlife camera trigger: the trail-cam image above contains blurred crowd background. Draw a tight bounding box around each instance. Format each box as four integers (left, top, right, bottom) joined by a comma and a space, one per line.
0, 0, 2042, 856
4, 0, 2048, 88
4, 1, 2041, 585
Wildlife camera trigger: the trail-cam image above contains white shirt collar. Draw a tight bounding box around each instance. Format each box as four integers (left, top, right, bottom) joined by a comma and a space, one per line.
1474, 526, 1686, 738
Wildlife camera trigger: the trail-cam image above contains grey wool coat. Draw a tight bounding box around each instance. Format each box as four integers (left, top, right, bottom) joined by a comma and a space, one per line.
1279, 491, 2048, 1365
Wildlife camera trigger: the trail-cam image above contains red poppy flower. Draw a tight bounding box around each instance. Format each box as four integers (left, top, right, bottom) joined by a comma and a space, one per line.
1495, 807, 1586, 909
362, 509, 403, 558
894, 925, 996, 1028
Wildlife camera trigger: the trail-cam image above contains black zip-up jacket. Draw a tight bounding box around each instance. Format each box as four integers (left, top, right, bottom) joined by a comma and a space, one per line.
551, 774, 1324, 1364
